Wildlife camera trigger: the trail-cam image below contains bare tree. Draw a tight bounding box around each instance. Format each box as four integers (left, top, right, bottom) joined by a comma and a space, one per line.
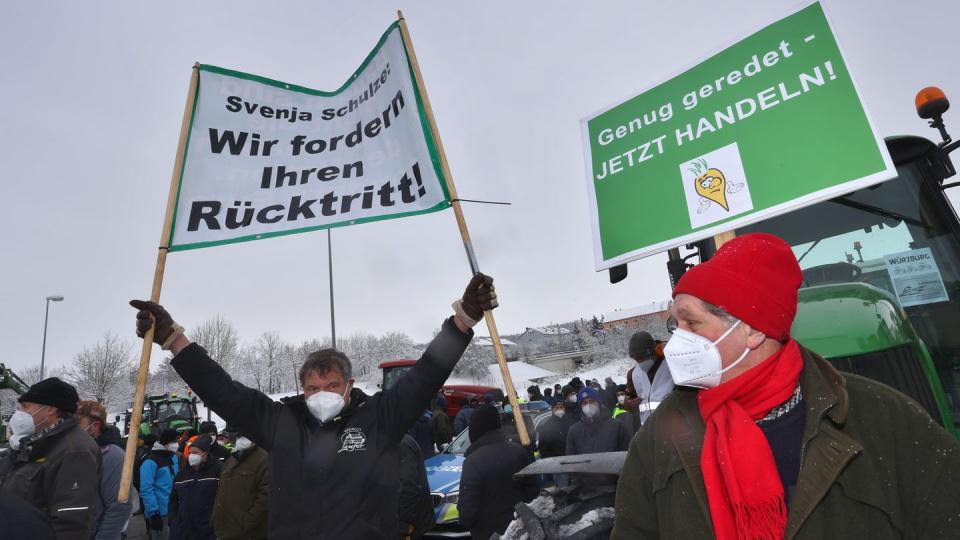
191, 314, 240, 373
243, 332, 291, 395
67, 333, 134, 408
18, 365, 43, 386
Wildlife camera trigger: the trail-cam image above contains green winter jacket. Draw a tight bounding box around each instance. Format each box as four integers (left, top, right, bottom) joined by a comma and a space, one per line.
611, 346, 960, 540
212, 446, 268, 540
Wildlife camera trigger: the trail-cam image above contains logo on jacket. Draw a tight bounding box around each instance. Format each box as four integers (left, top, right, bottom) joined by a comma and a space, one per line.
338, 427, 367, 453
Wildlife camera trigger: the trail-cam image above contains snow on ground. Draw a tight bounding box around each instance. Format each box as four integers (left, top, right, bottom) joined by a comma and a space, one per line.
527, 494, 556, 518
557, 507, 616, 536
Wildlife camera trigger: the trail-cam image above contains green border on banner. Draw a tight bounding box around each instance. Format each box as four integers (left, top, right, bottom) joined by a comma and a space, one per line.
166, 21, 451, 252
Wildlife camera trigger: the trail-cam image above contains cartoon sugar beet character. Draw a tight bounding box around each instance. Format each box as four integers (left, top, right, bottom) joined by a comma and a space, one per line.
689, 158, 744, 213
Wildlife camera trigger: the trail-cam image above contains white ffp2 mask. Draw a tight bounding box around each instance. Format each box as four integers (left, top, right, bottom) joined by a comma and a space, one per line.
306, 385, 350, 423
664, 320, 749, 389
233, 437, 253, 453
7, 410, 37, 450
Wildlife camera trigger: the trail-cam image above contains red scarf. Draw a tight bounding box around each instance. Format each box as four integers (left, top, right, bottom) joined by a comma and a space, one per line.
697, 339, 803, 540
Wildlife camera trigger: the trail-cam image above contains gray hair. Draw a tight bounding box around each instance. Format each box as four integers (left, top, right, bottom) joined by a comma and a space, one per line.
299, 349, 352, 383
701, 300, 738, 326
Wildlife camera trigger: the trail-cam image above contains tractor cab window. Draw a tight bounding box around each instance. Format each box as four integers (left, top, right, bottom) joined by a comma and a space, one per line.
383, 365, 414, 391
741, 158, 960, 427
156, 400, 191, 421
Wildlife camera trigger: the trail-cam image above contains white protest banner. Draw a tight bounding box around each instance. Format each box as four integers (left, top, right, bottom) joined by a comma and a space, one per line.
167, 23, 450, 251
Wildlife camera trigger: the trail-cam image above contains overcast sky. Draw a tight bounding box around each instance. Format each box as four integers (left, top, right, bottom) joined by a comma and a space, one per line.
3, 0, 960, 377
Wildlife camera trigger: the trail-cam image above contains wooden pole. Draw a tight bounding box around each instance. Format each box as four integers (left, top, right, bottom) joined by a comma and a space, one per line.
714, 230, 736, 250
396, 11, 530, 446
118, 63, 200, 502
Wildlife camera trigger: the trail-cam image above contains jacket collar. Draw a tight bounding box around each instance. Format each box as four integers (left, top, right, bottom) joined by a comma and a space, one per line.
19, 417, 76, 459
668, 345, 857, 536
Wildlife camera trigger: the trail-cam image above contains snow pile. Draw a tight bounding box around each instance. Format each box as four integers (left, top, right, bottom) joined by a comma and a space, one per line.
527, 494, 556, 518
557, 507, 616, 536
499, 518, 529, 540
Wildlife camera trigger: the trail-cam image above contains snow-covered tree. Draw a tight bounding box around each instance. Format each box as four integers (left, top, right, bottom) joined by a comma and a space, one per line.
66, 333, 134, 409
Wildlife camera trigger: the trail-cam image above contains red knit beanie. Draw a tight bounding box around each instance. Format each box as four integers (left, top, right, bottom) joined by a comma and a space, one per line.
673, 233, 802, 341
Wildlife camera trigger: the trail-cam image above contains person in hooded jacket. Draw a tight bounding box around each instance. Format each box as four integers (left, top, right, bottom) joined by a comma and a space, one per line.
129, 274, 497, 540
212, 431, 268, 540
408, 408, 436, 459
76, 400, 132, 540
169, 435, 221, 540
457, 405, 534, 540
430, 399, 453, 452
0, 377, 101, 540
566, 387, 631, 456
452, 397, 478, 435
141, 428, 181, 540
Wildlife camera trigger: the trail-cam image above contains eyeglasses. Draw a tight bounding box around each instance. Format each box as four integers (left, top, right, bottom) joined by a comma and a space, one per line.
665, 316, 678, 334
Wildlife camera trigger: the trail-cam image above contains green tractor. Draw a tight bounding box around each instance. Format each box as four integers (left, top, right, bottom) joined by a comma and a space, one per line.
654, 87, 960, 437
0, 364, 30, 446
123, 393, 200, 440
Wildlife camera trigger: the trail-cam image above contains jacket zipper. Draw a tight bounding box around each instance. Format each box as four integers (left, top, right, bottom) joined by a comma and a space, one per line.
797, 406, 831, 473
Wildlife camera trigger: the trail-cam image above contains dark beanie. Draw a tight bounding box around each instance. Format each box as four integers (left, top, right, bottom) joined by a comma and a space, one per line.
469, 404, 501, 442
673, 233, 801, 341
629, 332, 656, 360
199, 421, 217, 435
191, 434, 213, 453
158, 429, 178, 445
18, 377, 79, 413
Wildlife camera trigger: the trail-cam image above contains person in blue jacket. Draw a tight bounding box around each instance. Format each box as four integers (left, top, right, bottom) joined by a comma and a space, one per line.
140, 429, 180, 540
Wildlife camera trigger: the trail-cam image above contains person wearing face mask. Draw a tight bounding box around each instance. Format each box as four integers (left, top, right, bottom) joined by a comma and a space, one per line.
611, 385, 638, 440
536, 401, 573, 459
140, 428, 180, 539
76, 400, 132, 540
197, 422, 230, 463
212, 430, 268, 540
129, 274, 498, 539
168, 435, 221, 540
623, 331, 675, 426
565, 387, 630, 457
0, 377, 101, 540
612, 233, 960, 540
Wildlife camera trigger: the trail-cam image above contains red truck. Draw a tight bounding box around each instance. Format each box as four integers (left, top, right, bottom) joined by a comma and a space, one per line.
378, 359, 498, 418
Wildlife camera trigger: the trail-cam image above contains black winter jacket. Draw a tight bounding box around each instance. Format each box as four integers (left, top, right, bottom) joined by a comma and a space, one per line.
397, 434, 435, 538
566, 411, 631, 455
171, 317, 471, 540
536, 414, 574, 458
169, 458, 221, 540
0, 417, 101, 540
457, 431, 533, 540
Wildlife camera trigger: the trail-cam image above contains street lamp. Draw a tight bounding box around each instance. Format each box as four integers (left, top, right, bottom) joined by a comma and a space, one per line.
41, 295, 64, 380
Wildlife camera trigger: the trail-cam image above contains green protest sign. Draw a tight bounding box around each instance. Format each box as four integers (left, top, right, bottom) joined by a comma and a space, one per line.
582, 1, 894, 270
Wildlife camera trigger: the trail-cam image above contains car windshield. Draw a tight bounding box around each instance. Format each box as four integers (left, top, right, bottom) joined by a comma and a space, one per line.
741, 159, 960, 425
445, 429, 471, 455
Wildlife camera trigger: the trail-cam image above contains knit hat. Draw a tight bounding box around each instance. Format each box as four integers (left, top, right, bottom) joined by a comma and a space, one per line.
577, 387, 602, 405
158, 428, 178, 445
673, 233, 802, 341
469, 404, 501, 442
18, 377, 79, 413
629, 332, 657, 360
191, 434, 213, 453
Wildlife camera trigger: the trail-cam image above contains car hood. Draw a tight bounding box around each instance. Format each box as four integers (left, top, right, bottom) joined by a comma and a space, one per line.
425, 452, 465, 494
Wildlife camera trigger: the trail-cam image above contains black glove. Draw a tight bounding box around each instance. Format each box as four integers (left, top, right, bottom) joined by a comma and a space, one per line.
461, 273, 497, 321
148, 515, 164, 531
129, 300, 177, 346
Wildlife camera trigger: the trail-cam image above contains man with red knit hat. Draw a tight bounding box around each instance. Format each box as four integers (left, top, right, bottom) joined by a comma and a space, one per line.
611, 233, 960, 540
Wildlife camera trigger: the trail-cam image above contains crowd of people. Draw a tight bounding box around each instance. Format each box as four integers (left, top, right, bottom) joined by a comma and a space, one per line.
3, 236, 960, 540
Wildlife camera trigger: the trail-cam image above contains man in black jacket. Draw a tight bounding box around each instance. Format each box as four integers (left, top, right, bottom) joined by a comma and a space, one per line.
0, 378, 101, 540
566, 387, 630, 456
457, 405, 534, 540
169, 435, 221, 540
129, 274, 497, 539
